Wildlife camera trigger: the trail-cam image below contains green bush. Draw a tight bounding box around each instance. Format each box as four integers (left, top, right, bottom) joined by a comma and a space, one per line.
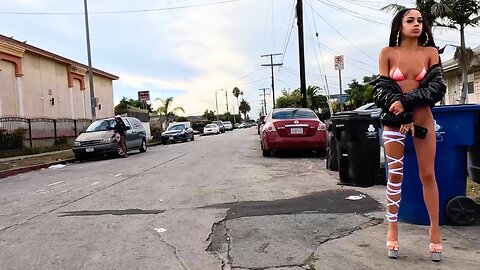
0, 128, 25, 150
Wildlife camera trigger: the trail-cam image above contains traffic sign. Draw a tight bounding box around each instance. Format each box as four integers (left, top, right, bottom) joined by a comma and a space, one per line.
334, 55, 344, 70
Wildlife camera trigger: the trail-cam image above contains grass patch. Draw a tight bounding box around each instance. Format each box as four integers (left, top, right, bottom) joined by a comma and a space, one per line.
467, 177, 480, 203
0, 150, 74, 171
0, 144, 73, 159
304, 252, 317, 270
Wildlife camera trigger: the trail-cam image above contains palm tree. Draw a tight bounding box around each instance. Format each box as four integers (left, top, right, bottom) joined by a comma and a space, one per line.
239, 99, 251, 120
306, 85, 323, 112
381, 0, 480, 104
155, 97, 185, 129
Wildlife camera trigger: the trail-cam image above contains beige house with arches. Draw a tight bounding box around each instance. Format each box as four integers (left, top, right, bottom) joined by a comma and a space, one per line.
0, 34, 118, 119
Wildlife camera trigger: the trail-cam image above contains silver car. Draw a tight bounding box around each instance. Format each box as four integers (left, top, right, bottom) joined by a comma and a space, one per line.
72, 117, 147, 160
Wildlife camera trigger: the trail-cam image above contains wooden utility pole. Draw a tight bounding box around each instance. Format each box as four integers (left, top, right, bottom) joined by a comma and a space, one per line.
296, 0, 307, 108
261, 53, 282, 109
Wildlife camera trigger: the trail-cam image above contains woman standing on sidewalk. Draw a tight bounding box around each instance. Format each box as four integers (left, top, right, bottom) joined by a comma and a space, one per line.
372, 8, 446, 261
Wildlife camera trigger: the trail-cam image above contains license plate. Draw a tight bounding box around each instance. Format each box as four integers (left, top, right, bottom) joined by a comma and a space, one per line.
86, 147, 94, 152
169, 136, 174, 140
291, 128, 303, 134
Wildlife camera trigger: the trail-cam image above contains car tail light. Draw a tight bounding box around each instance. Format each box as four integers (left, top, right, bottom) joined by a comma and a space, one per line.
317, 123, 326, 131
266, 124, 276, 132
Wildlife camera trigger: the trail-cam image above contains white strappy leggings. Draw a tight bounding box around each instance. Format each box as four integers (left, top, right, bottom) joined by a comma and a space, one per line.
382, 130, 406, 223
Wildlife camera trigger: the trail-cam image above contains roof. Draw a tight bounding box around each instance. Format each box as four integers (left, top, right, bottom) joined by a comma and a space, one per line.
442, 45, 480, 73
0, 34, 119, 80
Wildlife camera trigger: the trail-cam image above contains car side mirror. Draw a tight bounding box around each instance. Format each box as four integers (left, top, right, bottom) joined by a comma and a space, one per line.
126, 126, 131, 130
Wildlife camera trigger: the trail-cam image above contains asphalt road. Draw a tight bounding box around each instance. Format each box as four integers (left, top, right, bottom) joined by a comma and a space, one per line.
1, 128, 478, 270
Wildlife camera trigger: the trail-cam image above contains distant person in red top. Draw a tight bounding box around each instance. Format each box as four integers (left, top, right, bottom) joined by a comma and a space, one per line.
114, 115, 128, 158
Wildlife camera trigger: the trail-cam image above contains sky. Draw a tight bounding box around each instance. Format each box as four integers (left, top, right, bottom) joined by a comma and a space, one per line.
1, 0, 479, 118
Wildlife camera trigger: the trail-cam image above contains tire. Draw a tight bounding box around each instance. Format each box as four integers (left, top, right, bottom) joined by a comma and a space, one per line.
139, 139, 147, 153
445, 196, 479, 226
262, 149, 270, 157
162, 140, 168, 145
75, 154, 85, 162
191, 134, 194, 141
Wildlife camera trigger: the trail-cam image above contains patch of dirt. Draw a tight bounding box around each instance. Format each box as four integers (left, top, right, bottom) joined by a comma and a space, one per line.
0, 151, 74, 171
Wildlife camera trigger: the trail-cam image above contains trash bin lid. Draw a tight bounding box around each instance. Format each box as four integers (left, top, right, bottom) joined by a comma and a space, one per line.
432, 104, 480, 113
331, 111, 373, 121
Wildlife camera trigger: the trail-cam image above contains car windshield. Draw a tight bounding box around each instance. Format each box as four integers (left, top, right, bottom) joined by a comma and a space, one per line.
86, 119, 116, 132
167, 124, 185, 131
355, 103, 378, 111
213, 122, 223, 125
205, 124, 216, 128
223, 121, 231, 124
272, 109, 317, 119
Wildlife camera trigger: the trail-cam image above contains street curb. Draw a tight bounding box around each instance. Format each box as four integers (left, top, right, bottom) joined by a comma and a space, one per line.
0, 158, 76, 179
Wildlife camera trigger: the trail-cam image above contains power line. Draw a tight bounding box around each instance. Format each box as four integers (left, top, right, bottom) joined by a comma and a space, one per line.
0, 0, 240, 15
306, 1, 377, 62
316, 0, 386, 25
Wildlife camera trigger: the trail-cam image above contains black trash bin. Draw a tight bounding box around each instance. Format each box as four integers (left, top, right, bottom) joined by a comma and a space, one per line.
331, 111, 381, 187
326, 121, 338, 171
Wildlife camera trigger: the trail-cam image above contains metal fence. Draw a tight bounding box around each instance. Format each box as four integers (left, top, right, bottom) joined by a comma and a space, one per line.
0, 116, 92, 151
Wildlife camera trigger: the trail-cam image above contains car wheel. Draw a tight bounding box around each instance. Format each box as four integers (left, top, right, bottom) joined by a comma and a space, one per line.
139, 139, 147, 153
75, 154, 85, 162
191, 134, 194, 141
162, 140, 168, 145
262, 149, 270, 157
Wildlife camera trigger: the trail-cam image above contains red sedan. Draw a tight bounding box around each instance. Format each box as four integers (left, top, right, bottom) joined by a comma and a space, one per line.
260, 108, 327, 157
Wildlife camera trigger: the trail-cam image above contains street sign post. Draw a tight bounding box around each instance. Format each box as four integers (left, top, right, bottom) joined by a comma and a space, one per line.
334, 55, 344, 111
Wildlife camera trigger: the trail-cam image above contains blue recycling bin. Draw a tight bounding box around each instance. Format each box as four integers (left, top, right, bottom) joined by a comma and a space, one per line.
396, 104, 480, 225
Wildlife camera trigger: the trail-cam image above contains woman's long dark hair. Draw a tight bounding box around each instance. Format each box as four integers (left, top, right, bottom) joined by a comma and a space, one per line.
388, 8, 436, 48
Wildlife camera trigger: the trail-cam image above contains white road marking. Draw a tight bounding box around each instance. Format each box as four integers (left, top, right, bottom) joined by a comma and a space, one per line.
47, 181, 65, 187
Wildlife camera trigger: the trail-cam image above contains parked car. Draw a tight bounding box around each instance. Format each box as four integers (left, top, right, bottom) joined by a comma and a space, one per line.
161, 123, 194, 144
212, 121, 226, 133
73, 117, 147, 160
222, 121, 233, 131
238, 122, 252, 128
354, 102, 381, 117
260, 108, 327, 157
203, 123, 220, 135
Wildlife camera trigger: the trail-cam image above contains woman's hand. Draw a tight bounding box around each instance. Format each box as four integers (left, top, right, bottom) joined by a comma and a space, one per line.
399, 123, 415, 136
389, 101, 404, 115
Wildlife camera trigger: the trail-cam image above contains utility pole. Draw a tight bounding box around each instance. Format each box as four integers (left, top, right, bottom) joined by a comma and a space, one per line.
296, 0, 307, 108
225, 90, 229, 113
83, 0, 96, 120
259, 88, 269, 116
261, 53, 282, 109
215, 91, 219, 121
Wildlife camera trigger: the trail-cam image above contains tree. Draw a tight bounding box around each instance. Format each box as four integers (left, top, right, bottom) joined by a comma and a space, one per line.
239, 99, 251, 120
344, 75, 378, 109
276, 89, 302, 108
155, 97, 185, 128
114, 97, 153, 115
203, 109, 216, 121
381, 0, 480, 104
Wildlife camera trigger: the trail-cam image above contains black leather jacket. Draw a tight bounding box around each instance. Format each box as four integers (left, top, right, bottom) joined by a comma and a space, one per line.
371, 64, 446, 127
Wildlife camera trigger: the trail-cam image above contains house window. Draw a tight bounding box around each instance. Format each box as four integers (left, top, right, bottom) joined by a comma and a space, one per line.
468, 71, 474, 94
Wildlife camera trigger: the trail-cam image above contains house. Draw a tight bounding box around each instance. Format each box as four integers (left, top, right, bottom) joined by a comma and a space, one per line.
442, 45, 480, 104
0, 34, 119, 119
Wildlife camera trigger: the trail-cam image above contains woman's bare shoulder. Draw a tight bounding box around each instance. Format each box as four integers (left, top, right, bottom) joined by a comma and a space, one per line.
380, 46, 395, 55
422, 46, 438, 56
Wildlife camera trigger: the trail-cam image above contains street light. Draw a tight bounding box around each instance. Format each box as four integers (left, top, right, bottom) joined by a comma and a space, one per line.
215, 89, 225, 121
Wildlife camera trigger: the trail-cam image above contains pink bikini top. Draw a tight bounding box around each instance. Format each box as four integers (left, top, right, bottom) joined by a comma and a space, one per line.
391, 67, 427, 81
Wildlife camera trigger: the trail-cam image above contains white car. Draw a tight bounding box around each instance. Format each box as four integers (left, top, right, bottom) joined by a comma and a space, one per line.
203, 124, 220, 135
222, 121, 233, 131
